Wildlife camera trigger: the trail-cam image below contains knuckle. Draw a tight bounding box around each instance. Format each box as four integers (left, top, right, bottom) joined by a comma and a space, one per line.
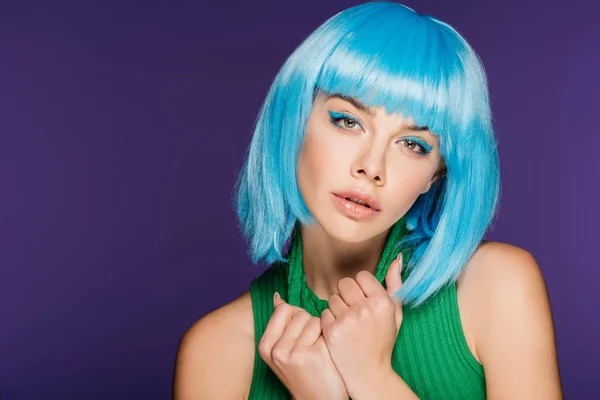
326, 324, 341, 341
290, 309, 306, 321
276, 303, 291, 314
357, 305, 370, 319
271, 345, 289, 364
271, 305, 287, 319
288, 347, 308, 366
292, 311, 311, 325
258, 338, 271, 358
372, 295, 392, 311
311, 320, 323, 334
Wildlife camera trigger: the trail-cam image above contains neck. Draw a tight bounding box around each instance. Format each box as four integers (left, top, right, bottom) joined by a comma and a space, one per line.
299, 223, 391, 300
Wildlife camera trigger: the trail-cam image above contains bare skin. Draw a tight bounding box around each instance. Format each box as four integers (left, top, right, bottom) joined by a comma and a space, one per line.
173, 94, 562, 398
172, 241, 563, 399
296, 92, 444, 298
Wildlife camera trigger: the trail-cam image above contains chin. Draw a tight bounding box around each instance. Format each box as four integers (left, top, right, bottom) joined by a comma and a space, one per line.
316, 214, 383, 244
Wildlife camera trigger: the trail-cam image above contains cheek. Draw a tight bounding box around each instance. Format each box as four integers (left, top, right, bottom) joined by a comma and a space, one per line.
297, 129, 328, 199
298, 126, 341, 182
387, 159, 438, 198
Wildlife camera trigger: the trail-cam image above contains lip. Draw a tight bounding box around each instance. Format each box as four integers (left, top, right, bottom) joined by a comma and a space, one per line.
330, 192, 382, 221
332, 189, 382, 211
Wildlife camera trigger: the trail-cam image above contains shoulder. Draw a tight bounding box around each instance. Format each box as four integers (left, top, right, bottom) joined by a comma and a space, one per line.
458, 241, 550, 350
173, 290, 256, 400
458, 241, 544, 305
457, 241, 563, 398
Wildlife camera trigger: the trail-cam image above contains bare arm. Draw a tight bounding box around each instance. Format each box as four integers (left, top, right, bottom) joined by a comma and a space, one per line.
475, 244, 563, 399
173, 292, 255, 400
347, 243, 564, 399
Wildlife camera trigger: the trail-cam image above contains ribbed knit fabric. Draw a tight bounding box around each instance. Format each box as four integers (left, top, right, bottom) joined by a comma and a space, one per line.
248, 219, 486, 399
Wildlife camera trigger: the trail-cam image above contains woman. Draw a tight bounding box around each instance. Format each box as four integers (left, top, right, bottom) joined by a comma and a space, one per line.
173, 2, 562, 399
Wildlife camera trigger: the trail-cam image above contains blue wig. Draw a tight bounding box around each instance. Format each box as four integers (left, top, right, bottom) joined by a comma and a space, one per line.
234, 1, 500, 307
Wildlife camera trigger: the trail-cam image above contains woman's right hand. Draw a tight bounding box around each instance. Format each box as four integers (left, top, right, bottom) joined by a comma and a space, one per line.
258, 292, 349, 400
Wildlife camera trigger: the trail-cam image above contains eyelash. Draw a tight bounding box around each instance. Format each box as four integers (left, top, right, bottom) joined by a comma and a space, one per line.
327, 111, 433, 156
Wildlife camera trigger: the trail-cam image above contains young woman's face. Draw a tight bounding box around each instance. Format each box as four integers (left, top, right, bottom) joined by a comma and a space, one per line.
297, 92, 444, 243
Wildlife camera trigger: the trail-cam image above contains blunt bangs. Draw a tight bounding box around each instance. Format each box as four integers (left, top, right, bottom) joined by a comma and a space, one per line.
315, 3, 487, 150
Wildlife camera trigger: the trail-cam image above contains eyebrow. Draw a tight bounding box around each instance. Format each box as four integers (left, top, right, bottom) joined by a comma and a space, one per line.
324, 93, 430, 132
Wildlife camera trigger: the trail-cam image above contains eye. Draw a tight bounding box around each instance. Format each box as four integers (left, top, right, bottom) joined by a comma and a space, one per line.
399, 137, 432, 156
328, 111, 363, 131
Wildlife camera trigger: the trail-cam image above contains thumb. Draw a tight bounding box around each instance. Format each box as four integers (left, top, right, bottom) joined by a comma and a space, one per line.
273, 292, 314, 322
386, 252, 405, 333
273, 292, 284, 307
385, 252, 404, 300
273, 292, 302, 311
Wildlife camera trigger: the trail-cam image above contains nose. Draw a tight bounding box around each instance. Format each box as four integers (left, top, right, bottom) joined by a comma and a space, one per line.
351, 142, 386, 185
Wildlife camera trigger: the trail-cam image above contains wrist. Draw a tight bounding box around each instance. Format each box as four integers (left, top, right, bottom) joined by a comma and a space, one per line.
348, 366, 418, 400
346, 365, 394, 400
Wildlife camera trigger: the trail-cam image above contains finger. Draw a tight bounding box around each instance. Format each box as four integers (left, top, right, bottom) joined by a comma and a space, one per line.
354, 269, 386, 297
295, 317, 322, 347
261, 302, 303, 355
385, 252, 404, 301
321, 308, 336, 329
337, 277, 365, 306
273, 291, 285, 308
277, 310, 313, 346
327, 293, 348, 318
275, 292, 308, 314
313, 335, 334, 361
385, 253, 405, 333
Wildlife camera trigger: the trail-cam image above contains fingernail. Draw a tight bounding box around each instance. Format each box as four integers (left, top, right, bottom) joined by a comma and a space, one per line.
396, 252, 403, 270
273, 292, 280, 306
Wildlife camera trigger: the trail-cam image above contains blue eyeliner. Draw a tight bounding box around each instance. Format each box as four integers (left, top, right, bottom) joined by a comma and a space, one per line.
328, 111, 363, 129
402, 136, 433, 155
328, 110, 432, 156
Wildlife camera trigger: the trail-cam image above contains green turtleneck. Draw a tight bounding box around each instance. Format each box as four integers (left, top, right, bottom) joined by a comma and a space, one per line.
248, 219, 486, 399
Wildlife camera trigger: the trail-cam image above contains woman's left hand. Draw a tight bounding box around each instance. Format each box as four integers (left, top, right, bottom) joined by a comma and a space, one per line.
321, 253, 405, 394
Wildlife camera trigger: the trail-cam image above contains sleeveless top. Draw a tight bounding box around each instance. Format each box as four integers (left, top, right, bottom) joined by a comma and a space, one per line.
248, 219, 486, 399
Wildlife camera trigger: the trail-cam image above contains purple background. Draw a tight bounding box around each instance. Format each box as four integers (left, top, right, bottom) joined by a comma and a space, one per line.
1, 0, 598, 398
